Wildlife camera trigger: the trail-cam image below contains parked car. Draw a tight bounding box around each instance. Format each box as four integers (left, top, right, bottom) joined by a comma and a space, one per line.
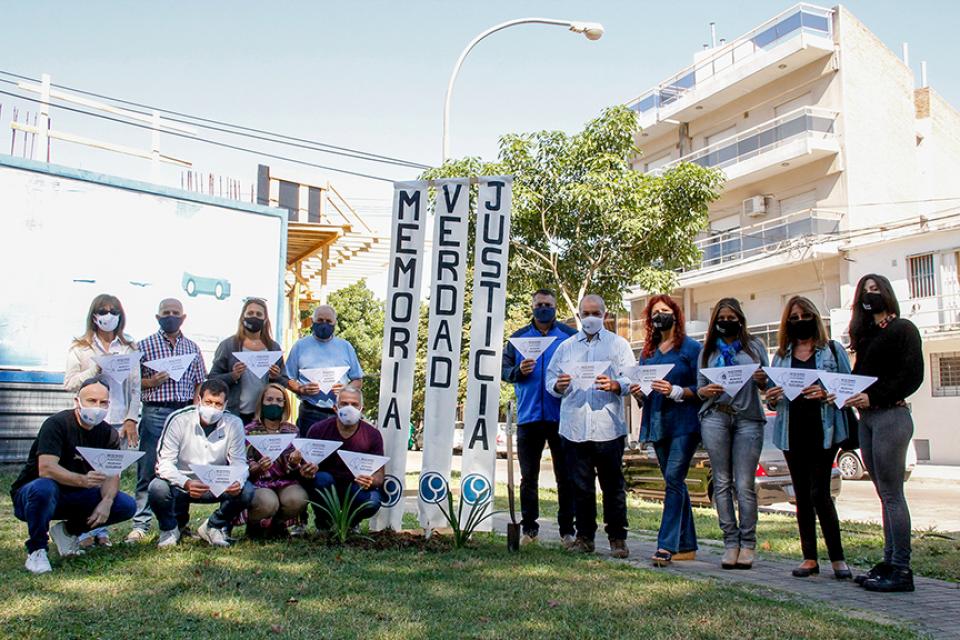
836, 440, 917, 481
623, 414, 842, 507
182, 272, 231, 300
449, 421, 517, 456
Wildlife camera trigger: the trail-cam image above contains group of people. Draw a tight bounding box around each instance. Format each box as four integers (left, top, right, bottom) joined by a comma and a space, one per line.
503, 274, 923, 594
12, 296, 376, 574
12, 273, 923, 594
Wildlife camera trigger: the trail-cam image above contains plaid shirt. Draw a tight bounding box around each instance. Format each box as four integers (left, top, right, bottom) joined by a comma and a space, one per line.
139, 330, 207, 403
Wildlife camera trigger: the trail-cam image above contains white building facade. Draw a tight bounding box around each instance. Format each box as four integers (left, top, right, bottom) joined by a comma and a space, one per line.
623, 4, 960, 464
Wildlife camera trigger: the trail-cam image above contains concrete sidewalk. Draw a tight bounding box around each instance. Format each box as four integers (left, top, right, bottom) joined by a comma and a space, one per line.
487, 513, 960, 640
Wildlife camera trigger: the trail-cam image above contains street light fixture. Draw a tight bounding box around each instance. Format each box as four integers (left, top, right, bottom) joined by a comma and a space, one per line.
441, 18, 604, 162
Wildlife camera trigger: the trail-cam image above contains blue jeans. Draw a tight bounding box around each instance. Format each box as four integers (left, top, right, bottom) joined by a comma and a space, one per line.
147, 478, 255, 532
653, 433, 700, 554
306, 472, 382, 528
700, 412, 764, 550
133, 405, 180, 531
13, 478, 136, 552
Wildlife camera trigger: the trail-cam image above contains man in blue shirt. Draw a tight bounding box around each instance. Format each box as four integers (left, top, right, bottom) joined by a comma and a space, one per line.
502, 289, 576, 547
285, 305, 364, 436
546, 294, 635, 559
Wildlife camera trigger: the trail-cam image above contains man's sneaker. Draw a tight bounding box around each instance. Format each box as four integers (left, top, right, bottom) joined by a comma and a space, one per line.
157, 528, 181, 548
566, 537, 595, 554
49, 522, 83, 557
25, 549, 52, 574
288, 524, 306, 537
198, 520, 230, 547
855, 561, 891, 586
520, 533, 538, 547
610, 538, 630, 559
864, 567, 915, 593
560, 534, 577, 549
125, 528, 149, 544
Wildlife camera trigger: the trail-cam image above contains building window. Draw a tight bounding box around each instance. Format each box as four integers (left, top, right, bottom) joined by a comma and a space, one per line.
932, 352, 960, 397
907, 253, 936, 298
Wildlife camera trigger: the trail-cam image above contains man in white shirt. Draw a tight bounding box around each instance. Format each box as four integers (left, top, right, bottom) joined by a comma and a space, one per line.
545, 294, 635, 559
147, 379, 254, 548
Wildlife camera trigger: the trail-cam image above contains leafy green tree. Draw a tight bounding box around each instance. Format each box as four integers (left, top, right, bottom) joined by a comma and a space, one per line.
424, 105, 723, 319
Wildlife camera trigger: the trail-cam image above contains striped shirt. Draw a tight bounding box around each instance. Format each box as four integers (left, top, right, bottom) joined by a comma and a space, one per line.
139, 330, 207, 403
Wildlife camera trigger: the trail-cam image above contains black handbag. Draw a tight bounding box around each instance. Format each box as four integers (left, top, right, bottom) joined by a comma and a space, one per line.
828, 340, 860, 451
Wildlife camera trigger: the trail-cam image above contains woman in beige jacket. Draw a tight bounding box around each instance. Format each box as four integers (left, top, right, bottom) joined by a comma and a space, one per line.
64, 293, 141, 547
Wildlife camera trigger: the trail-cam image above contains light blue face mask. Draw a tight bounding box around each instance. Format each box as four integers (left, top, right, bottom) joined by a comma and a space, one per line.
337, 405, 362, 426
77, 400, 108, 426
580, 315, 603, 335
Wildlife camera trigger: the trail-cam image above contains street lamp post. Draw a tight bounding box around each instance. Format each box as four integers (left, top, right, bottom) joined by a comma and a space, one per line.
441, 18, 604, 162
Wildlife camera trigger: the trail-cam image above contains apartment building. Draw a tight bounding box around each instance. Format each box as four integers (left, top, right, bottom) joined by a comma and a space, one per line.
623, 4, 960, 464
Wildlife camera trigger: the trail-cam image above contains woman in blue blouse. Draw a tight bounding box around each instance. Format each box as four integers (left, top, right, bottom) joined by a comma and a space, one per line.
630, 295, 702, 566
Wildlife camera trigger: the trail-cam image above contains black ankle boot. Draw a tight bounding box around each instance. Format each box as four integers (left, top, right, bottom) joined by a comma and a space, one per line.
854, 562, 891, 586
863, 567, 915, 593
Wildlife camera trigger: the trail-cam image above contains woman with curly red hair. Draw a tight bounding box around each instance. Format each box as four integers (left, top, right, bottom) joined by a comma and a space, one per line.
629, 295, 702, 566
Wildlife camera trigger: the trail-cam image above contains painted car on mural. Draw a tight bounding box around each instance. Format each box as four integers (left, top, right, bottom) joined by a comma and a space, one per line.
182, 272, 231, 300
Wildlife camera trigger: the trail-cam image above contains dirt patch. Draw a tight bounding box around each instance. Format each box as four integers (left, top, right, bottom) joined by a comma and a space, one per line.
315, 529, 455, 552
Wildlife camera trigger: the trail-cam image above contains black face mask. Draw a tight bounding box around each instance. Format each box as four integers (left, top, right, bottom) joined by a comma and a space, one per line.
651, 312, 675, 331
861, 292, 886, 313
787, 318, 817, 340
243, 317, 265, 333
715, 319, 741, 337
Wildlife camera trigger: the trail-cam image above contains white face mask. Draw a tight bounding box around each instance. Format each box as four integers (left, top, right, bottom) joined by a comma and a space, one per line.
337, 404, 362, 427
580, 315, 604, 335
198, 404, 224, 425
76, 400, 108, 426
94, 312, 120, 332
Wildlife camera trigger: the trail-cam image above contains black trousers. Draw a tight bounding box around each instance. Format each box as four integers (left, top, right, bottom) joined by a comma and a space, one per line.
297, 403, 336, 437
783, 421, 844, 562
563, 435, 628, 542
516, 421, 575, 537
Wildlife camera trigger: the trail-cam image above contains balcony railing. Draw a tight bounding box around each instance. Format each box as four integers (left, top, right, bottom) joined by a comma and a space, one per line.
652, 107, 838, 176
687, 207, 843, 272
627, 4, 833, 118
903, 296, 960, 336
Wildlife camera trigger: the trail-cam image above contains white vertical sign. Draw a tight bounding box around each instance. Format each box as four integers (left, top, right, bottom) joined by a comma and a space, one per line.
460, 177, 512, 531
371, 180, 428, 531
417, 179, 471, 528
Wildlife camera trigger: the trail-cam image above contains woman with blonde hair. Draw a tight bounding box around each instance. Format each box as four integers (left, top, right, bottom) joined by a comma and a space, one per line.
64, 293, 141, 548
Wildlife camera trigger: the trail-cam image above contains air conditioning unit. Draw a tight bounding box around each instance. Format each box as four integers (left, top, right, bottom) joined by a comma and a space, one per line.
742, 196, 767, 218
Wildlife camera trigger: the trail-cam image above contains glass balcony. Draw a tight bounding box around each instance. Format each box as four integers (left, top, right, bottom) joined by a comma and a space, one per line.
687, 208, 844, 273
626, 4, 834, 131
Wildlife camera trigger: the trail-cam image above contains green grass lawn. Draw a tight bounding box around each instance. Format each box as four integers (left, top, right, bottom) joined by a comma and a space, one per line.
0, 470, 926, 639
526, 486, 960, 583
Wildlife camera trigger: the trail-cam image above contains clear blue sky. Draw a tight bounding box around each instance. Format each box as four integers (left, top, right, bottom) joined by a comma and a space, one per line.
1, 1, 957, 207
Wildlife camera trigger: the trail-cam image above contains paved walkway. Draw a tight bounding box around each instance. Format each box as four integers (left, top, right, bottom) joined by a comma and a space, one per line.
493, 517, 960, 639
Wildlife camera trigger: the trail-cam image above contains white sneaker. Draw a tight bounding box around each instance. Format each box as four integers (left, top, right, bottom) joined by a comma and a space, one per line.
25, 549, 52, 574
125, 528, 149, 544
157, 528, 181, 548
288, 524, 306, 537
197, 520, 230, 547
49, 522, 83, 557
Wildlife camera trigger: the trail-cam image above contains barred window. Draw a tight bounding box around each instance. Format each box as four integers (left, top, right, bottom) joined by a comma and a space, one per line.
908, 253, 936, 298
932, 352, 960, 397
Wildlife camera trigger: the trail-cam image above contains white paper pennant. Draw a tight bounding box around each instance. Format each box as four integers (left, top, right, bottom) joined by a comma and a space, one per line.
292, 438, 342, 465
189, 463, 249, 498
337, 450, 390, 477
624, 364, 675, 395
509, 336, 558, 361
245, 433, 296, 458
700, 363, 760, 397
300, 366, 350, 394
143, 353, 197, 382
817, 372, 878, 409
763, 366, 823, 401
75, 447, 144, 476
232, 350, 283, 379
94, 352, 142, 384
561, 360, 612, 391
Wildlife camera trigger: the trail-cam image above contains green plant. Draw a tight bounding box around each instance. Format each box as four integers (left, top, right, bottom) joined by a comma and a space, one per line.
435, 480, 502, 549
312, 485, 374, 544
